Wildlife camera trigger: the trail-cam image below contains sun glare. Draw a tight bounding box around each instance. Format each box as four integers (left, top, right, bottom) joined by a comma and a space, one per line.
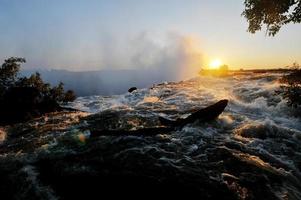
209, 59, 222, 69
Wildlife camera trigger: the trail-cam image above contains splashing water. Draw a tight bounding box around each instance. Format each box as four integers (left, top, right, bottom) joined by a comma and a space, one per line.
2, 72, 301, 199
68, 73, 300, 130
65, 72, 301, 199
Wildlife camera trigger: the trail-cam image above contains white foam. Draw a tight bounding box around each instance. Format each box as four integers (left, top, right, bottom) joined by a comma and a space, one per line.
65, 73, 301, 187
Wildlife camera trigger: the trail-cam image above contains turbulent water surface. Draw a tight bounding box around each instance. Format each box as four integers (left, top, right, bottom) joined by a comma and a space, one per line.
68, 72, 301, 198
1, 72, 301, 199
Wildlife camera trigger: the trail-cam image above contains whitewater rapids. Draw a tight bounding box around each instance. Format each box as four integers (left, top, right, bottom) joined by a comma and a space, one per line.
1, 72, 301, 199
66, 72, 301, 199
69, 72, 301, 138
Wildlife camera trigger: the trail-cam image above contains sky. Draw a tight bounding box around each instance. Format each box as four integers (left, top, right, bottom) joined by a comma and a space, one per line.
0, 0, 300, 73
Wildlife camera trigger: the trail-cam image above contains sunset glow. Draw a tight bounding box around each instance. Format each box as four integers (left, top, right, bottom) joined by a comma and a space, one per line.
209, 59, 222, 69
1, 1, 301, 199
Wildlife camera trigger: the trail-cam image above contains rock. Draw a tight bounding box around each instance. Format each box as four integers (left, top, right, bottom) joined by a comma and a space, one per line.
85, 99, 229, 138
128, 87, 137, 93
159, 99, 228, 127
90, 127, 174, 137
86, 99, 228, 137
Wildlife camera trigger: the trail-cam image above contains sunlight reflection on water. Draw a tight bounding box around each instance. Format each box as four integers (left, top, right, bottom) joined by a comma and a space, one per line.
66, 73, 301, 197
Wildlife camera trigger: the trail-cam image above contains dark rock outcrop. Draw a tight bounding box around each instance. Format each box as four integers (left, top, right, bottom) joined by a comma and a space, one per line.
159, 99, 228, 127
87, 100, 228, 138
128, 87, 137, 93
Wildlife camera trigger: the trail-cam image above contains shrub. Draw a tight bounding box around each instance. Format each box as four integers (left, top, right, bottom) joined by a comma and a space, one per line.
0, 57, 26, 96
64, 90, 77, 102
0, 57, 76, 124
278, 63, 301, 108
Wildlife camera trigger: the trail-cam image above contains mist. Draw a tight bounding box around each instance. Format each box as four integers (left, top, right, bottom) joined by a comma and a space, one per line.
20, 32, 204, 96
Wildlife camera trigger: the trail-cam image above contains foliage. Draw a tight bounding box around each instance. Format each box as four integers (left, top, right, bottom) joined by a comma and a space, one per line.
0, 58, 76, 103
64, 90, 77, 102
0, 57, 26, 95
242, 0, 301, 36
50, 82, 65, 102
0, 57, 76, 124
278, 63, 301, 108
16, 72, 51, 96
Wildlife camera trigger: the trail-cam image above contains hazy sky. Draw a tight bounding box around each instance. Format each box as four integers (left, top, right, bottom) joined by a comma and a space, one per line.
0, 0, 300, 71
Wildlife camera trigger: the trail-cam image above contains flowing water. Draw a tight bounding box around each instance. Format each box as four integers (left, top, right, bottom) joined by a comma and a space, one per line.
66, 72, 301, 199
1, 72, 301, 199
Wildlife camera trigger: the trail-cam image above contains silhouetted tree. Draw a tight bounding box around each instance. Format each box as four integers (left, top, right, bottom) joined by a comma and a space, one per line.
242, 0, 301, 36
0, 57, 26, 96
279, 62, 301, 108
0, 57, 76, 124
16, 72, 51, 96
64, 90, 76, 102
50, 82, 65, 102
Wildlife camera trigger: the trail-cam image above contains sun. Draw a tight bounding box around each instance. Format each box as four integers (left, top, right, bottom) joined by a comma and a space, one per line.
209, 59, 222, 69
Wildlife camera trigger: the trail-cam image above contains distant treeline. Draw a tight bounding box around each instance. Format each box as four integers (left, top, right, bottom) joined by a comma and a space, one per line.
234, 68, 295, 73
